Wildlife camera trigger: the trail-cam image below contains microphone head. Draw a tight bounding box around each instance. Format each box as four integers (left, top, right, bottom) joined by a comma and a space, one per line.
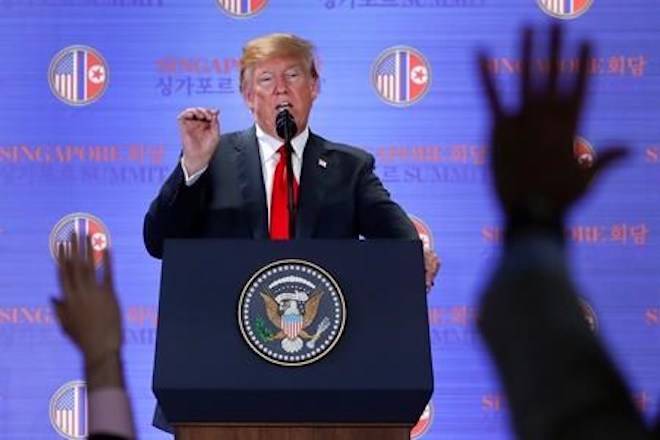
275, 109, 298, 141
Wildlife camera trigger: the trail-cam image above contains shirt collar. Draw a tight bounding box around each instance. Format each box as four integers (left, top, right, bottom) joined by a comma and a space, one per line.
255, 123, 309, 162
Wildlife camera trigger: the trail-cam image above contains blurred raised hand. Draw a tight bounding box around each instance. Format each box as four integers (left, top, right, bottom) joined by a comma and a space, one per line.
478, 25, 627, 221
53, 234, 123, 390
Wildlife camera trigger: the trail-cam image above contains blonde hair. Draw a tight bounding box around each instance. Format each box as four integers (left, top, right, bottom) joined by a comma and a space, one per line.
239, 33, 319, 94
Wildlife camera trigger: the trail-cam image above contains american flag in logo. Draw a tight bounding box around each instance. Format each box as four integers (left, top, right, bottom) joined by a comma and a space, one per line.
50, 214, 109, 267
281, 314, 303, 339
374, 47, 430, 106
539, 0, 592, 17
50, 382, 87, 439
49, 46, 107, 105
217, 0, 267, 16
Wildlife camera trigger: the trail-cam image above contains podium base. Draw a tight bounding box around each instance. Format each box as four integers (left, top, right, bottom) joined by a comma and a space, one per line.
174, 424, 412, 440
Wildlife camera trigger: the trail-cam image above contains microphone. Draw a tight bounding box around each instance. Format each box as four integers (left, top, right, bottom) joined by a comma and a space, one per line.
276, 108, 298, 142
274, 108, 298, 237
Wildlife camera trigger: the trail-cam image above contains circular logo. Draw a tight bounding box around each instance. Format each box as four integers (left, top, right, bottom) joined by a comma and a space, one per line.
48, 46, 109, 106
216, 0, 268, 18
537, 0, 593, 19
49, 213, 111, 268
372, 46, 431, 107
410, 401, 433, 439
409, 215, 434, 251
574, 136, 596, 169
238, 259, 346, 367
578, 297, 598, 333
49, 380, 87, 440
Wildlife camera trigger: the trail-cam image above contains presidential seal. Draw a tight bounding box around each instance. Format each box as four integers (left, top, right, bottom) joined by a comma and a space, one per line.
238, 259, 346, 367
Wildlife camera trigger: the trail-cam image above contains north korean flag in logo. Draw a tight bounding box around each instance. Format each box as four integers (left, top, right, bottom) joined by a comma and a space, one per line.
48, 46, 109, 106
573, 136, 596, 169
216, 0, 268, 18
372, 46, 431, 107
538, 0, 593, 19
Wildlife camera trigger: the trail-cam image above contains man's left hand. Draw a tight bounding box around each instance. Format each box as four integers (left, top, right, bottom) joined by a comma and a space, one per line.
424, 248, 440, 292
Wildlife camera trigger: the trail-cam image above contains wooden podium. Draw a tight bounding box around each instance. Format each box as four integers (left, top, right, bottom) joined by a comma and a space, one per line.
174, 424, 411, 440
153, 240, 433, 439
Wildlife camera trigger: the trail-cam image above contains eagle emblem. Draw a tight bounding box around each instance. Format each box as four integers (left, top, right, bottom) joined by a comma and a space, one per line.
238, 260, 346, 366
260, 288, 329, 353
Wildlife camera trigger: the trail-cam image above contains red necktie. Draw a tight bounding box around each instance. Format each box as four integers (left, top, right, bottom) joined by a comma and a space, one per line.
270, 145, 299, 240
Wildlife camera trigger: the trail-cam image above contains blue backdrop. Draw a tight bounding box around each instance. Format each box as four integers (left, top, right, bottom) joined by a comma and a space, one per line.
1, 0, 659, 438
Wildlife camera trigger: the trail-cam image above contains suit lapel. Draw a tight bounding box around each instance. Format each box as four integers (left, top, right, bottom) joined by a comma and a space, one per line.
235, 126, 269, 239
295, 132, 329, 238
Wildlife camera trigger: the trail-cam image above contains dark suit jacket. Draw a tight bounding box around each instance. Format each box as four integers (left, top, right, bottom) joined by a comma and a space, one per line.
144, 127, 417, 432
144, 126, 417, 258
479, 235, 659, 439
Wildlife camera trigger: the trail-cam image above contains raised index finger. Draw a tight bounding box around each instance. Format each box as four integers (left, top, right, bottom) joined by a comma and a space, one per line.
547, 24, 562, 97
520, 27, 533, 105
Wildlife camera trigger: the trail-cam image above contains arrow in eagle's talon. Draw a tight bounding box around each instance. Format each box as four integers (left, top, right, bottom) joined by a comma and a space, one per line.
306, 317, 331, 349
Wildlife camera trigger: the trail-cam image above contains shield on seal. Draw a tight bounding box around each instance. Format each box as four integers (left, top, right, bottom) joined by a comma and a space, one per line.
282, 313, 303, 339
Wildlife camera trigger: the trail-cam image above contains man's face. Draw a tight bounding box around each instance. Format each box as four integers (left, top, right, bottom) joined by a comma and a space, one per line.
244, 56, 318, 140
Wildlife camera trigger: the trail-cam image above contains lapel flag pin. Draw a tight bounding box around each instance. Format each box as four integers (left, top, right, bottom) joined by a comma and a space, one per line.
318, 158, 327, 168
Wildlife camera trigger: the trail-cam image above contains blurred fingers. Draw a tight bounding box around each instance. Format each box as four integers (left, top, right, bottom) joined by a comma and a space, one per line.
478, 51, 503, 119
101, 248, 115, 293
57, 243, 76, 299
67, 233, 95, 292
85, 235, 95, 275
51, 297, 72, 335
591, 146, 629, 178
520, 27, 533, 105
548, 24, 562, 97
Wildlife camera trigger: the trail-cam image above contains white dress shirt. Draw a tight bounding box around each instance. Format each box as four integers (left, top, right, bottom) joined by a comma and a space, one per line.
181, 124, 309, 224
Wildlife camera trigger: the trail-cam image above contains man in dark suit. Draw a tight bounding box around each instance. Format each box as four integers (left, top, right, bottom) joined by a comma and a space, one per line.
477, 25, 658, 439
144, 33, 439, 284
144, 32, 440, 433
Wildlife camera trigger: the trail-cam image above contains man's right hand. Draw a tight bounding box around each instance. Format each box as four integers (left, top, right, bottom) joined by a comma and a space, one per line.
178, 107, 220, 175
